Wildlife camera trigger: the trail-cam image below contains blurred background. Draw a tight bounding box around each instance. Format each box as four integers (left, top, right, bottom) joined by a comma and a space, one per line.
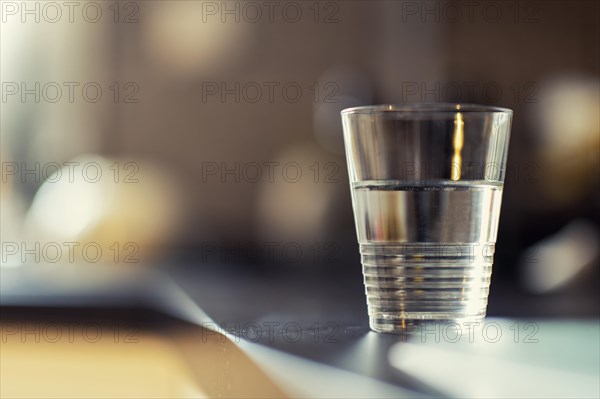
1, 0, 599, 317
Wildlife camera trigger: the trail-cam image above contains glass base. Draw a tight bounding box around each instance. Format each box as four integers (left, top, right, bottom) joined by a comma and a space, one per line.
361, 242, 493, 335
369, 314, 486, 335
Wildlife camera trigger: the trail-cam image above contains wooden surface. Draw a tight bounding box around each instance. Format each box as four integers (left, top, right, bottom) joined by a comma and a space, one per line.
0, 316, 288, 398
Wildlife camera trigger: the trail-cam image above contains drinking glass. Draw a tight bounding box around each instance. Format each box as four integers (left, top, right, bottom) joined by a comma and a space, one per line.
341, 104, 512, 333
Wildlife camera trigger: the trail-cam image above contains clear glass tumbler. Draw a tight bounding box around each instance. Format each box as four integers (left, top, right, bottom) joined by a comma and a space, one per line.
341, 104, 512, 333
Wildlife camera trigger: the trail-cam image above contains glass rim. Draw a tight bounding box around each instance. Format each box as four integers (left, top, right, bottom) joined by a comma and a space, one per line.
341, 103, 513, 116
